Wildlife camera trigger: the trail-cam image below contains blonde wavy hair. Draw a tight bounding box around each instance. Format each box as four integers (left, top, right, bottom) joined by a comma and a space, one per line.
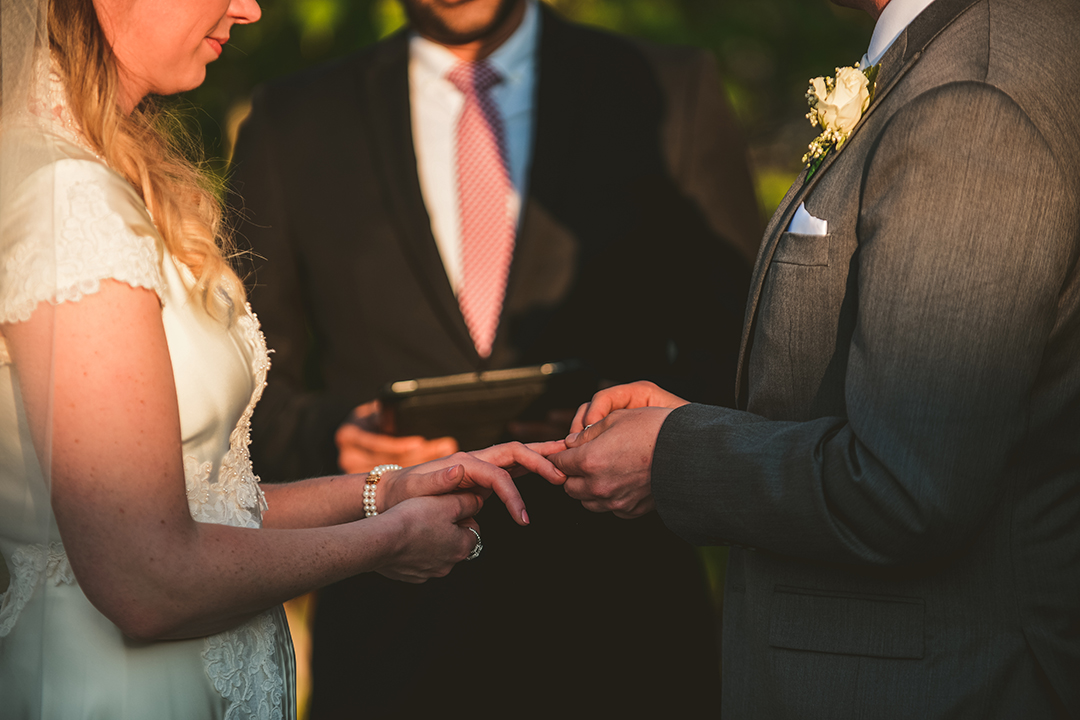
48, 0, 246, 317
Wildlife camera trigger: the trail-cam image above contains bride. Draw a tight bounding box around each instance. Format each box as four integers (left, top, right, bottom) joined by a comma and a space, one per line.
0, 0, 564, 717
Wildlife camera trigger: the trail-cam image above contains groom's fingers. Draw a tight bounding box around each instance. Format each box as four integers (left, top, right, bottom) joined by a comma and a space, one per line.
561, 474, 617, 513
576, 381, 687, 429
450, 497, 483, 526
575, 385, 641, 429
563, 471, 653, 518
549, 442, 591, 481
571, 387, 634, 431
569, 401, 591, 432
565, 418, 607, 449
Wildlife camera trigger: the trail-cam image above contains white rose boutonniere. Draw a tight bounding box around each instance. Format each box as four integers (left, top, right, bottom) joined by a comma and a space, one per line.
802, 63, 880, 179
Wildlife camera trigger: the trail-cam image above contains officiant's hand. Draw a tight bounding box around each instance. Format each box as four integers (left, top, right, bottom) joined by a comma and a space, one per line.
378, 440, 567, 526
550, 406, 674, 519
569, 381, 689, 432
336, 400, 458, 474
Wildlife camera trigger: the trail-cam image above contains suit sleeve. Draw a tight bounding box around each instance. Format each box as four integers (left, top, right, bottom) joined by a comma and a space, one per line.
652, 81, 1079, 565
232, 89, 353, 483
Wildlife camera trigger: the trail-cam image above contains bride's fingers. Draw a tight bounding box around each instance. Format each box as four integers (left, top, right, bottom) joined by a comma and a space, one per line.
525, 439, 567, 458
471, 441, 566, 484
447, 493, 483, 525
385, 463, 464, 509
457, 518, 482, 562
466, 463, 528, 526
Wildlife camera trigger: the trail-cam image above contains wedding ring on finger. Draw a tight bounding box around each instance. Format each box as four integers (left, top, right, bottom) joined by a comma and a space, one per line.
584, 424, 593, 431
466, 528, 483, 561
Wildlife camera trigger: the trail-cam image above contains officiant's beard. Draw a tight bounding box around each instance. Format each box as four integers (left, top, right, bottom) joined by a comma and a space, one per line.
402, 0, 524, 47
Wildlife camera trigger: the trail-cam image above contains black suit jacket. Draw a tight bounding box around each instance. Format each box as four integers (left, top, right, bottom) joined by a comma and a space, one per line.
232, 5, 759, 717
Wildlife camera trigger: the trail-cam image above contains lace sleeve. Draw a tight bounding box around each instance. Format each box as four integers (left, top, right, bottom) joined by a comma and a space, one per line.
0, 156, 165, 325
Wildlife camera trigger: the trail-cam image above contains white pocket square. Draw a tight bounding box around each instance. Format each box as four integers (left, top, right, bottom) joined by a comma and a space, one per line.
788, 203, 828, 236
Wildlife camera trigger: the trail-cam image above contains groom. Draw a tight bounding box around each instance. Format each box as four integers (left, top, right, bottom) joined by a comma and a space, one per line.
552, 0, 1080, 716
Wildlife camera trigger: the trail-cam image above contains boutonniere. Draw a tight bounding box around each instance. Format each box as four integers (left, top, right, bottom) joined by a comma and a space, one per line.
802, 63, 880, 180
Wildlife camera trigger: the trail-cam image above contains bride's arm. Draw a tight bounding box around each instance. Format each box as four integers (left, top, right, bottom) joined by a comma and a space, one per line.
259, 438, 567, 530
3, 279, 483, 641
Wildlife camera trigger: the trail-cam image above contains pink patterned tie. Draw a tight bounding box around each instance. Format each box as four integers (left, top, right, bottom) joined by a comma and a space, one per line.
448, 61, 514, 359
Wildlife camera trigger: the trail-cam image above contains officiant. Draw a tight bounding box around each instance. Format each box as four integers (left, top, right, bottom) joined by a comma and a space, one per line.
230, 0, 760, 715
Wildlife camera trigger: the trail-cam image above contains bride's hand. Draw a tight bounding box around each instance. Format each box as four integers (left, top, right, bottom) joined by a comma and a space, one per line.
378, 442, 566, 526
374, 493, 484, 583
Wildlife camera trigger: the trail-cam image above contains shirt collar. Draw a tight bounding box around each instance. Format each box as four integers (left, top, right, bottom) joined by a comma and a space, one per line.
866, 0, 937, 66
487, 0, 539, 86
409, 0, 539, 89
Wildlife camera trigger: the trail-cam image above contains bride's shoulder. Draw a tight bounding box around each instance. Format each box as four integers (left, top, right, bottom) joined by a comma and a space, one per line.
0, 133, 166, 325
3, 129, 152, 225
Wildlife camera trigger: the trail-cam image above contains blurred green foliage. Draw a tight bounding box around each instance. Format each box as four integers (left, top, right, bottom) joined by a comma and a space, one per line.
182, 0, 873, 215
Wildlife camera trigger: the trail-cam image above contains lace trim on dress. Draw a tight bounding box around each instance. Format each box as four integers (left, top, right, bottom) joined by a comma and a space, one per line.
0, 542, 75, 638
204, 611, 285, 720
184, 306, 271, 530
0, 177, 165, 327
0, 64, 162, 329
185, 307, 284, 720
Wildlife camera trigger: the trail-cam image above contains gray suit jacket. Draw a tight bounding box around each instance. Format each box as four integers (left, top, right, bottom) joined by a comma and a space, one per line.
651, 0, 1080, 716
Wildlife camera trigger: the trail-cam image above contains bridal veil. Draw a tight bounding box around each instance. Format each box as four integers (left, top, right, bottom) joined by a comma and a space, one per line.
1, 0, 66, 714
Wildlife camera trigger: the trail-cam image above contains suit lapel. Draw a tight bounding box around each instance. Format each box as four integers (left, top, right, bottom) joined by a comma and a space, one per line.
735, 0, 982, 407
357, 33, 480, 363
496, 5, 578, 359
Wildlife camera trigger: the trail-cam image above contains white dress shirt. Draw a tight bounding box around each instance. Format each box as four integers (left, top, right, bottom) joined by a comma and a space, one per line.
409, 0, 540, 293
863, 0, 937, 67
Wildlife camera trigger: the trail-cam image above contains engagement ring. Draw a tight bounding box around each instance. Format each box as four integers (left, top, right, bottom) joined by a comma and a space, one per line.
466, 528, 483, 561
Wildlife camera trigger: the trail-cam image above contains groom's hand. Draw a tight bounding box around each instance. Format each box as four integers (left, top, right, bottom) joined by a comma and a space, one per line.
570, 381, 688, 432
551, 407, 674, 519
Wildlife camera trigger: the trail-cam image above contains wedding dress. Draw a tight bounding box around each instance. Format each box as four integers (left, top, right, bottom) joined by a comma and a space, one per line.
0, 70, 296, 719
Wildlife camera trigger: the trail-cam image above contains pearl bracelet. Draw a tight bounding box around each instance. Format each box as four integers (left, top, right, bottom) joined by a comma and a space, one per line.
363, 464, 401, 518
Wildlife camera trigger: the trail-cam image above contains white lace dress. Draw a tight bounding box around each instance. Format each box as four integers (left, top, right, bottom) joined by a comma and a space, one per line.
0, 104, 295, 718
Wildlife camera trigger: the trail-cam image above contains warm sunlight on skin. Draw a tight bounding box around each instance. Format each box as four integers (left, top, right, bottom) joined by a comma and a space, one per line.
91, 0, 261, 112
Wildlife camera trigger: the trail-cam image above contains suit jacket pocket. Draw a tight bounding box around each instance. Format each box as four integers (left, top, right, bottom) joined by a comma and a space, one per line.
772, 232, 830, 267
769, 586, 924, 659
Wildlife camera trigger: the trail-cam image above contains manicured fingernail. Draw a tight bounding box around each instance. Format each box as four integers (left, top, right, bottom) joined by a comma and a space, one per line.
567, 432, 580, 443
521, 509, 530, 525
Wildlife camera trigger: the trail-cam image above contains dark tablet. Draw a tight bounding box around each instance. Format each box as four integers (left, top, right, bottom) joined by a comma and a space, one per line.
378, 360, 596, 450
